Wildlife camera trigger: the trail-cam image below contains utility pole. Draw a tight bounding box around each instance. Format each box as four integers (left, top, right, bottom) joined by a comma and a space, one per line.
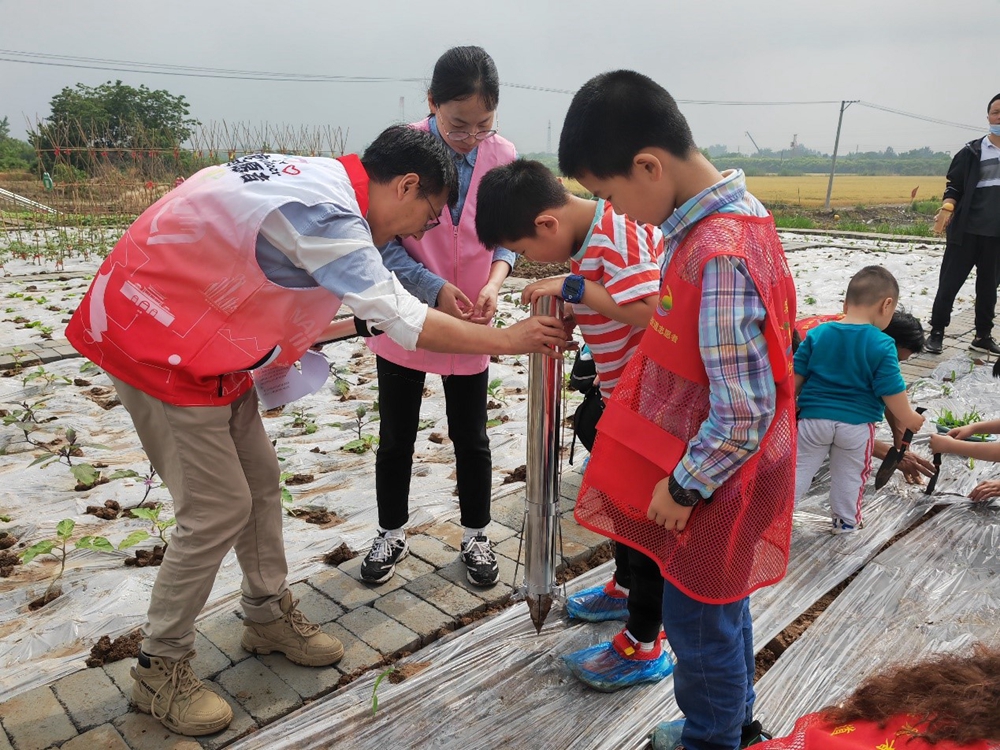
824, 100, 859, 210
398, 96, 405, 121
547, 120, 552, 153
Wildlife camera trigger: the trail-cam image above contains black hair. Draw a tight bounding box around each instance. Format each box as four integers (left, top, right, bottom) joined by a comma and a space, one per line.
988, 93, 1000, 112
882, 308, 924, 353
475, 160, 570, 249
845, 265, 899, 306
361, 125, 459, 206
558, 70, 695, 179
428, 46, 500, 111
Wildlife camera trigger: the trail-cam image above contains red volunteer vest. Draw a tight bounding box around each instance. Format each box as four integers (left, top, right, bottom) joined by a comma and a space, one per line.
575, 214, 797, 604
795, 312, 845, 341
759, 713, 995, 750
66, 155, 369, 406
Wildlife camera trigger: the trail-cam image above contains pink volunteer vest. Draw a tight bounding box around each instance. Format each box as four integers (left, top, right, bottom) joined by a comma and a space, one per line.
366, 119, 516, 375
66, 155, 369, 406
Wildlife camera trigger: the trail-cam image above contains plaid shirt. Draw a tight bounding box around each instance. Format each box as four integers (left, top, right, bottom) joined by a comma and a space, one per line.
660, 170, 776, 498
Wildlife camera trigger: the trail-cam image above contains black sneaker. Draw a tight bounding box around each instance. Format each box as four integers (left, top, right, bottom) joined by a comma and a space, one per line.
460, 534, 499, 587
970, 335, 1000, 355
360, 531, 408, 584
925, 328, 944, 354
740, 720, 773, 748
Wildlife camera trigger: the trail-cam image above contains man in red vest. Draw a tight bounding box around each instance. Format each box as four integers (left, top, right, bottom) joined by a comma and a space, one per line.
560, 72, 796, 750
65, 125, 566, 737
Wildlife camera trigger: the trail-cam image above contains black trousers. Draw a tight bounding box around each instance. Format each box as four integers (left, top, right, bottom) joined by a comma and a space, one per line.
930, 232, 1000, 336
614, 541, 664, 643
374, 356, 492, 531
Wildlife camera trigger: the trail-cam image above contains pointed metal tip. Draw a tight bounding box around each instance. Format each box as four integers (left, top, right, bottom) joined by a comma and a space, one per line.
526, 594, 553, 634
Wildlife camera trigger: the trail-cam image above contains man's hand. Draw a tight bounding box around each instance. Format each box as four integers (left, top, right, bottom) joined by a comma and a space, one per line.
646, 476, 694, 532
501, 316, 570, 357
437, 282, 473, 320
897, 452, 936, 484
969, 480, 1000, 502
470, 282, 501, 325
521, 275, 568, 306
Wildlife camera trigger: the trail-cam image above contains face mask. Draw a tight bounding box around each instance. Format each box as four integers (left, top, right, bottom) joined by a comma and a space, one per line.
991, 124, 1000, 136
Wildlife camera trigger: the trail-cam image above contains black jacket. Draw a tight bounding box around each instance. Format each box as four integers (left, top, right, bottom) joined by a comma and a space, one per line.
944, 137, 985, 244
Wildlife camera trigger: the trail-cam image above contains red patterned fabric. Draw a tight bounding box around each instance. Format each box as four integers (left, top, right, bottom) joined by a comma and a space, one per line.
575, 214, 797, 603
759, 713, 995, 750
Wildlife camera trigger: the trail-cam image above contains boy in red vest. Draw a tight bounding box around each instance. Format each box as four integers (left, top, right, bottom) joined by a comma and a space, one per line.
476, 159, 671, 691
560, 71, 797, 750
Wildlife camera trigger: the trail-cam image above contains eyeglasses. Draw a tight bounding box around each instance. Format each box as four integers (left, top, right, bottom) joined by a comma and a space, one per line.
420, 193, 442, 232
444, 128, 498, 143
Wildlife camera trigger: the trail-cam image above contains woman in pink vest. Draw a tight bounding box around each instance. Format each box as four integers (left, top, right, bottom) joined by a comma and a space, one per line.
362, 47, 517, 587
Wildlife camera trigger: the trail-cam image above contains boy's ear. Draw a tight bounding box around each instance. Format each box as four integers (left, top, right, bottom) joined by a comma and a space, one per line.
534, 214, 559, 236
633, 152, 663, 182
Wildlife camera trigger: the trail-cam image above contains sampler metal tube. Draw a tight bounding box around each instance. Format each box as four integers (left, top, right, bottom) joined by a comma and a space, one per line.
523, 295, 564, 633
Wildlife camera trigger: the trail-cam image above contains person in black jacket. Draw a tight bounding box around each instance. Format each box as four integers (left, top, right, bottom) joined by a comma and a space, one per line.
926, 93, 1000, 355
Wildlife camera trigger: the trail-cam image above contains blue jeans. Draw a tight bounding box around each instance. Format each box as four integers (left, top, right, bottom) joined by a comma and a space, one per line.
662, 580, 755, 750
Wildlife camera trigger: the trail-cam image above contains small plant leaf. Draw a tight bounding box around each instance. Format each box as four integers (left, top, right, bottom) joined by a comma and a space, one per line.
76, 535, 114, 553
118, 530, 151, 550
107, 469, 141, 481
56, 519, 75, 539
21, 540, 55, 564
64, 427, 77, 444
129, 507, 160, 522
371, 667, 396, 715
70, 464, 100, 487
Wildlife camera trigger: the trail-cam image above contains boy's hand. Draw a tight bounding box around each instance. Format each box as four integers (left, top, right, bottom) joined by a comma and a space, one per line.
647, 476, 694, 532
521, 275, 568, 306
929, 433, 958, 454
436, 282, 473, 320
470, 282, 501, 325
904, 410, 926, 433
947, 425, 976, 440
969, 480, 1000, 502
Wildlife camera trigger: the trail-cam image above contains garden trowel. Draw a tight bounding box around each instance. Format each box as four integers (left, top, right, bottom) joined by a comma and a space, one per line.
874, 407, 926, 490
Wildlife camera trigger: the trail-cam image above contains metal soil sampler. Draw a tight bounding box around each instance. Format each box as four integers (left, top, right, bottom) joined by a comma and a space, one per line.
523, 296, 564, 633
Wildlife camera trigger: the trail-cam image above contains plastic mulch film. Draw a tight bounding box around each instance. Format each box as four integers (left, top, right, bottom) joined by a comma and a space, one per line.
230, 488, 940, 750
753, 499, 1000, 737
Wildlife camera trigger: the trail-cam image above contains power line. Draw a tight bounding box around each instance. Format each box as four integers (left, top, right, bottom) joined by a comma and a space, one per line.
0, 48, 985, 131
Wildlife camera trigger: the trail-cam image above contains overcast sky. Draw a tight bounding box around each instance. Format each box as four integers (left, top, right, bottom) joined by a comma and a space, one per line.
1, 0, 997, 158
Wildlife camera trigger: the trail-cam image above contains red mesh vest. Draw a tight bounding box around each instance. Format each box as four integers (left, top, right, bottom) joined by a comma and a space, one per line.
758, 713, 994, 750
575, 213, 797, 604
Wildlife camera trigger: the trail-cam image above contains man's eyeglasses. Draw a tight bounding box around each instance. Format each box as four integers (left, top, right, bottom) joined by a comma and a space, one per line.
444, 128, 498, 143
420, 193, 442, 232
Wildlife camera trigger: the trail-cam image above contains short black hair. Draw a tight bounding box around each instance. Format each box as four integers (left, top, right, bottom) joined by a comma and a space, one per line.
558, 70, 696, 179
429, 46, 500, 111
882, 308, 924, 353
361, 125, 458, 206
475, 160, 570, 249
989, 93, 1000, 112
845, 265, 899, 306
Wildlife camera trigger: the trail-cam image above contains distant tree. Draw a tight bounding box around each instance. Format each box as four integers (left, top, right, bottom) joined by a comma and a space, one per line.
32, 80, 198, 173
705, 143, 729, 158
0, 116, 36, 171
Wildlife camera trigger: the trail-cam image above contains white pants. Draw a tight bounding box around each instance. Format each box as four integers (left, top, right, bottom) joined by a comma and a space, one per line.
794, 418, 875, 526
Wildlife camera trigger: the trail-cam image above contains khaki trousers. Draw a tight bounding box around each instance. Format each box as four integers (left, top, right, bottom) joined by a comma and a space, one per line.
111, 377, 288, 659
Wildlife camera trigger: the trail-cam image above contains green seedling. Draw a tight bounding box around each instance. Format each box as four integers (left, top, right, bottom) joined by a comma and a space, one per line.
371, 667, 396, 715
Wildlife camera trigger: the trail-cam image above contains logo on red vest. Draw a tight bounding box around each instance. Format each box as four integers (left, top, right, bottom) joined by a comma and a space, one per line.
655, 285, 673, 317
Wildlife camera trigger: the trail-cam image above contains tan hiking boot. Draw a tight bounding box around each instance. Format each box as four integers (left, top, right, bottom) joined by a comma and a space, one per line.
241, 590, 344, 666
131, 650, 233, 736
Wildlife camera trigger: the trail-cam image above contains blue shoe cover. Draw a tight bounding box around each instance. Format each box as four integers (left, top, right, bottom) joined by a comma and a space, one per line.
650, 719, 685, 750
562, 639, 673, 692
565, 583, 629, 622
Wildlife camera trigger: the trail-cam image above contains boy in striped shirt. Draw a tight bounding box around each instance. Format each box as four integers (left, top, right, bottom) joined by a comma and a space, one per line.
477, 159, 672, 691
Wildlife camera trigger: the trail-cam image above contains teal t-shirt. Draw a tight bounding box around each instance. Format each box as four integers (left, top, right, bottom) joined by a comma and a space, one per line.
794, 322, 905, 424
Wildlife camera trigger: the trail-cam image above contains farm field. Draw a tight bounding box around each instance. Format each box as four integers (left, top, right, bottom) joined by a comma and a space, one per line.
561, 174, 946, 208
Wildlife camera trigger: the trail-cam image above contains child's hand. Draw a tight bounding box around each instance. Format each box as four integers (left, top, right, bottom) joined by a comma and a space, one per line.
470, 283, 500, 325
947, 425, 976, 441
647, 477, 694, 532
904, 410, 926, 433
929, 433, 959, 454
521, 276, 567, 306
436, 282, 473, 320
969, 480, 1000, 502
